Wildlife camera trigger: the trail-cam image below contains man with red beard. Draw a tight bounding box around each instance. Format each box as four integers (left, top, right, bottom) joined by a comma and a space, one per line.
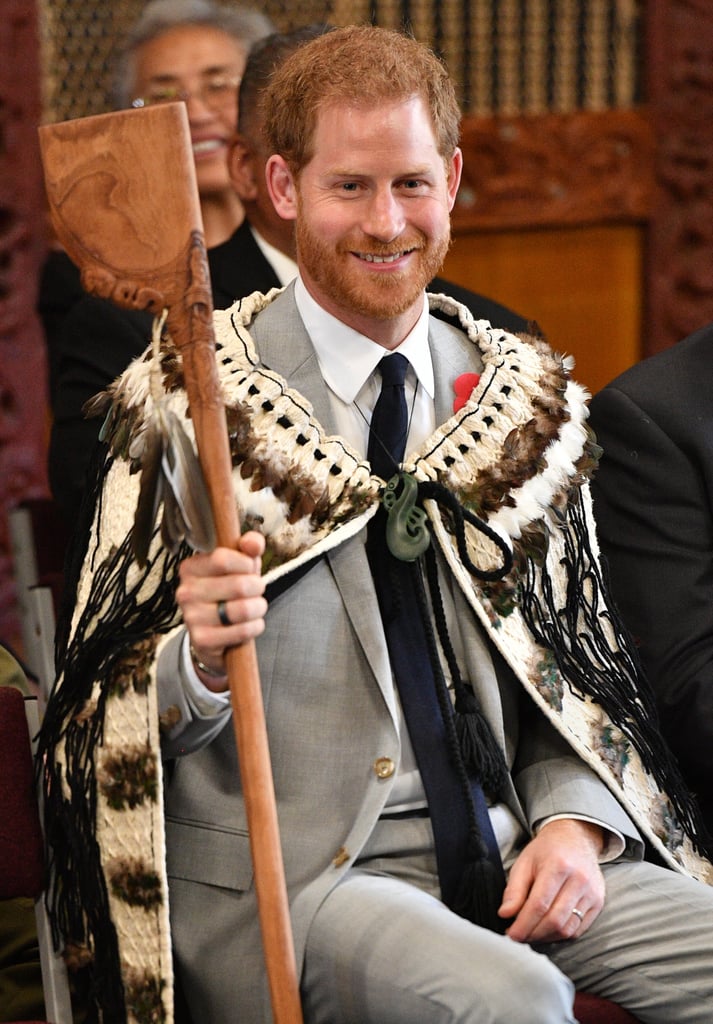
42, 24, 713, 1024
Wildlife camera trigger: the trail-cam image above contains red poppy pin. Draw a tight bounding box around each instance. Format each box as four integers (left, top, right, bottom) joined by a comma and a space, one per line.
453, 372, 481, 413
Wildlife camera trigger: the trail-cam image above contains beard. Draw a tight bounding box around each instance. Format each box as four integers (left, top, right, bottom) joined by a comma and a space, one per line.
295, 198, 451, 323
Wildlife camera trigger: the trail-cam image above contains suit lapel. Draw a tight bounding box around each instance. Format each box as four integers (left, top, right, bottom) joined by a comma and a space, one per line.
249, 283, 338, 434
329, 539, 399, 719
429, 312, 484, 425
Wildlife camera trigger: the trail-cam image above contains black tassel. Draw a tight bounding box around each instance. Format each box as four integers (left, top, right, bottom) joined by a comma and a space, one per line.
454, 686, 508, 798
409, 559, 508, 926
451, 833, 507, 934
423, 541, 509, 799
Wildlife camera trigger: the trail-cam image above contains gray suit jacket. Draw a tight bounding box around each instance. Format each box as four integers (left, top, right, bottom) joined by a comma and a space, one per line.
158, 286, 638, 1020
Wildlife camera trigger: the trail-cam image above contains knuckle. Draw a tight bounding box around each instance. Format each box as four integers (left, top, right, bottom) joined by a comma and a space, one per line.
532, 895, 550, 916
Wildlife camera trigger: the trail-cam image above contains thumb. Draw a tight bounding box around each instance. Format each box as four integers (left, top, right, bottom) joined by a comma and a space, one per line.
498, 859, 530, 919
238, 530, 266, 561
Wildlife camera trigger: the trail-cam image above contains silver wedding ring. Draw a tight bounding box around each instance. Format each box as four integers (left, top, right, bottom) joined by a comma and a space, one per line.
217, 599, 231, 627
571, 907, 584, 921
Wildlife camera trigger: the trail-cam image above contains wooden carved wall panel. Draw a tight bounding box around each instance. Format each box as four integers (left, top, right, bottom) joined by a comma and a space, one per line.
453, 108, 654, 233
645, 0, 713, 353
331, 0, 642, 116
41, 0, 642, 122
0, 0, 48, 652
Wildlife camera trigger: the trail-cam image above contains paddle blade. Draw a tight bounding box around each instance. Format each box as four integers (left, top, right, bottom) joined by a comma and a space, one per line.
38, 103, 209, 333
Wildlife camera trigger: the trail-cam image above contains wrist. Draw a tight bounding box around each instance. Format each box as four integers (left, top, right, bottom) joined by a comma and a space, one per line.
542, 818, 605, 856
189, 644, 227, 683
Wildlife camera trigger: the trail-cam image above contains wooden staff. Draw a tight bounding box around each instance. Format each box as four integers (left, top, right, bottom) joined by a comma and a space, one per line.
39, 103, 303, 1024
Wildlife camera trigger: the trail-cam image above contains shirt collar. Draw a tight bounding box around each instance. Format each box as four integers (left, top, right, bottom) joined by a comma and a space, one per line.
249, 225, 298, 287
294, 276, 435, 404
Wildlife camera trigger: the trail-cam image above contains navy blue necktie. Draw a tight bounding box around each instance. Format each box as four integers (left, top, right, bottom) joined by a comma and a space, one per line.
367, 353, 410, 480
366, 354, 506, 930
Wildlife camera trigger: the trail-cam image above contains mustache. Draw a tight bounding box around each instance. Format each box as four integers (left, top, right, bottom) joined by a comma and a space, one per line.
340, 233, 427, 256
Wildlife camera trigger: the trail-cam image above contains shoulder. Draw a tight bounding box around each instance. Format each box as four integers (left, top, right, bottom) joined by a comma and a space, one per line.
208, 221, 281, 309
594, 323, 713, 408
426, 291, 575, 389
428, 276, 530, 335
39, 249, 83, 311
208, 220, 255, 267
60, 294, 152, 365
217, 281, 295, 343
213, 284, 309, 377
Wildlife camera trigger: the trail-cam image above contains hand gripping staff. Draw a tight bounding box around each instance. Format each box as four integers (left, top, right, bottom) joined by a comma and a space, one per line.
38, 102, 303, 1024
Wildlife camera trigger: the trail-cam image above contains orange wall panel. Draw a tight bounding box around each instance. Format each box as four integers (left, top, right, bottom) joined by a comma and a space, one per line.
442, 224, 644, 397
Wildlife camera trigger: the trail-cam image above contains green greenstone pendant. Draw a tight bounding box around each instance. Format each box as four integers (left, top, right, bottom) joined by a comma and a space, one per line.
383, 472, 430, 561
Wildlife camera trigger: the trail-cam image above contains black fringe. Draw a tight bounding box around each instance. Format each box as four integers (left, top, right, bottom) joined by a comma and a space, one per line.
55, 443, 115, 668
37, 522, 187, 1023
451, 849, 507, 935
518, 486, 711, 858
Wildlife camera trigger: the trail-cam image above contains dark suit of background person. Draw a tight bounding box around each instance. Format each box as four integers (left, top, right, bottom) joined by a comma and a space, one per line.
588, 323, 713, 838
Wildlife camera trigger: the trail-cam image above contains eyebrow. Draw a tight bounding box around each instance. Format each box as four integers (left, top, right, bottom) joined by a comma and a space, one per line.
327, 167, 434, 179
146, 65, 237, 84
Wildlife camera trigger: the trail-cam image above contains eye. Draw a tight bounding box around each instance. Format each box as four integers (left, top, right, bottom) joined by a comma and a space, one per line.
145, 87, 182, 105
205, 76, 235, 96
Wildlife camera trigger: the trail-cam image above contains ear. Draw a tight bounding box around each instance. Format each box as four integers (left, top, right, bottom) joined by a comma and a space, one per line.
266, 154, 298, 221
446, 147, 463, 212
228, 136, 258, 202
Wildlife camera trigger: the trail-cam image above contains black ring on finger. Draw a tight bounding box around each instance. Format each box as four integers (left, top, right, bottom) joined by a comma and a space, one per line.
217, 599, 231, 627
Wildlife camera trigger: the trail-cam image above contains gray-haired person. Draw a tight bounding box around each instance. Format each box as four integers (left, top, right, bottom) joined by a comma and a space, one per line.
115, 0, 274, 247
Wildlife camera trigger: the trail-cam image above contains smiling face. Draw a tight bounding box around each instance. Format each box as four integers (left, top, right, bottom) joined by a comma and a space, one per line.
130, 24, 245, 199
267, 95, 462, 347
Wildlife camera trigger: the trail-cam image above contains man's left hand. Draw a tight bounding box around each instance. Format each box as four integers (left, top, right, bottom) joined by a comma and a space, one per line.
498, 818, 606, 943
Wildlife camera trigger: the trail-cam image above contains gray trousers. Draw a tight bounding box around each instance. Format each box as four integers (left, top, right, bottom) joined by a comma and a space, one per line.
301, 817, 713, 1024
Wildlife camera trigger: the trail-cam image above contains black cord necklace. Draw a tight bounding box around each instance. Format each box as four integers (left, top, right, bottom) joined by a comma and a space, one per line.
356, 371, 431, 562
353, 373, 420, 476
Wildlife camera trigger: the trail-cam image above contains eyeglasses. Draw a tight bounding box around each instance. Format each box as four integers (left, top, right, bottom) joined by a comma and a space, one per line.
131, 74, 241, 110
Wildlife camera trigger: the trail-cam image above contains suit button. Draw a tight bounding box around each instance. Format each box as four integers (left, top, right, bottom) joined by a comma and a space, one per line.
159, 705, 182, 732
373, 756, 395, 779
333, 846, 350, 868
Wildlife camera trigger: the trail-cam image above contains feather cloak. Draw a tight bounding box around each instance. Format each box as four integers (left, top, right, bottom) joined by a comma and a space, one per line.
38, 288, 713, 1024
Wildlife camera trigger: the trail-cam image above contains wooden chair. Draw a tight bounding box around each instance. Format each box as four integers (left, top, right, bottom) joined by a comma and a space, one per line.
574, 990, 641, 1023
0, 686, 73, 1023
8, 498, 68, 706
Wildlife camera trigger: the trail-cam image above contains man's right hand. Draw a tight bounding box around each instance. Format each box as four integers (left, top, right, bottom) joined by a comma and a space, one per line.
176, 532, 268, 690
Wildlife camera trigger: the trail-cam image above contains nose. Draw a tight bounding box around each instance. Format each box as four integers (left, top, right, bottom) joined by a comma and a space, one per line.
362, 187, 405, 242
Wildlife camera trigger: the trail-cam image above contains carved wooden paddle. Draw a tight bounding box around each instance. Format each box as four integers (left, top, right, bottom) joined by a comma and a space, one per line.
38, 102, 303, 1024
